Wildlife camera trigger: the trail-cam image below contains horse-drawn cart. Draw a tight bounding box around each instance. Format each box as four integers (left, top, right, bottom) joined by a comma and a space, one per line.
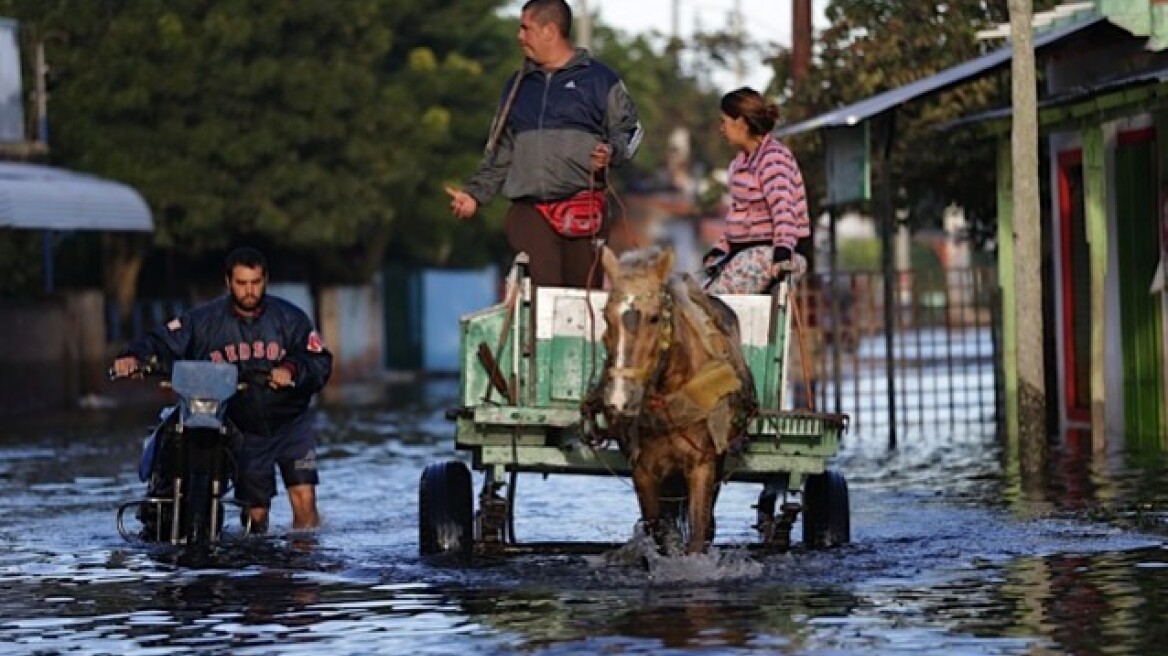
421, 255, 850, 558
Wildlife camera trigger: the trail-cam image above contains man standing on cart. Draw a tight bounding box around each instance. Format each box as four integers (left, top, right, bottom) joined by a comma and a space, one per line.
444, 0, 643, 289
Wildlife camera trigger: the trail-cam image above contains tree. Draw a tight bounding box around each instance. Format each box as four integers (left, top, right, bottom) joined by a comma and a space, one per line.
0, 0, 519, 314
0, 0, 729, 310
590, 24, 725, 188
770, 0, 1059, 242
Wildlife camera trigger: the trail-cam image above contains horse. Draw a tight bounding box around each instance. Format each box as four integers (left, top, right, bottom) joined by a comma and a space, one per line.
594, 246, 757, 554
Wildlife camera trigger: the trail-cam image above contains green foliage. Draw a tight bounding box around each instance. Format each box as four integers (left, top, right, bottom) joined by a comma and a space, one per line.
0, 229, 42, 296
835, 236, 946, 277
589, 26, 725, 190
0, 0, 731, 293
771, 0, 1062, 246
0, 0, 519, 282
837, 237, 881, 271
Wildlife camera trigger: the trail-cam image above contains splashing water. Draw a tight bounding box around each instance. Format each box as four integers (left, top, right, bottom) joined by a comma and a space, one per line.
584, 525, 765, 585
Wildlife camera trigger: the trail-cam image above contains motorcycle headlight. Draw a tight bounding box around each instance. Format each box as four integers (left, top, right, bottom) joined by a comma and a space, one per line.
189, 398, 220, 415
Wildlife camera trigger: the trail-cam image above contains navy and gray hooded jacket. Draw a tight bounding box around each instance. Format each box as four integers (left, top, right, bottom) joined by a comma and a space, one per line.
122, 295, 333, 436
464, 48, 643, 205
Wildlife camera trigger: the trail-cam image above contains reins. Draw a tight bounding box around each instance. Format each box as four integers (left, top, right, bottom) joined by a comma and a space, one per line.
485, 61, 525, 158
787, 282, 816, 412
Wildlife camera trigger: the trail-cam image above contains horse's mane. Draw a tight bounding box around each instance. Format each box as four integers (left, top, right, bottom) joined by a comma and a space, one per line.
614, 247, 668, 277
608, 246, 740, 353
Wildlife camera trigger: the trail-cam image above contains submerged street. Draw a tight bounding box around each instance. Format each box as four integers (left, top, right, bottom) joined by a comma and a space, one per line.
1, 378, 1167, 656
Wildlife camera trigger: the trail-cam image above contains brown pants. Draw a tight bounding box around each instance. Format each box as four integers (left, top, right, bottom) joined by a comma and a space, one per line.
504, 201, 607, 288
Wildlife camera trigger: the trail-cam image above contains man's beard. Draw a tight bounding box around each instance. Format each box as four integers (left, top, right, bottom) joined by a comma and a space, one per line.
233, 292, 263, 313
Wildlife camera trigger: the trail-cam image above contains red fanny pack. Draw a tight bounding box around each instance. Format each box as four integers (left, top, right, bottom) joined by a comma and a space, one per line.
534, 190, 606, 237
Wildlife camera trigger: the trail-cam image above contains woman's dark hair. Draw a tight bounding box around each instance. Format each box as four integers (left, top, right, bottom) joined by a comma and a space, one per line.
224, 247, 268, 277
720, 87, 781, 136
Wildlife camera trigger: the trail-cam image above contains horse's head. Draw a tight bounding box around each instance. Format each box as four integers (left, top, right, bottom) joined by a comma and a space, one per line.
599, 246, 675, 418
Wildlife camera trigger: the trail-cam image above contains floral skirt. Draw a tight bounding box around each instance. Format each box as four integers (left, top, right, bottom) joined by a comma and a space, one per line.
705, 245, 773, 294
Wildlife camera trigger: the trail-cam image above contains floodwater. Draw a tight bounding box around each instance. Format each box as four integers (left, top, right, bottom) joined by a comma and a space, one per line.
2, 379, 1168, 655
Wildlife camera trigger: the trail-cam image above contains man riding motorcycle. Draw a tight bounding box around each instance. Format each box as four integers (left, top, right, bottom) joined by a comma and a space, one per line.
112, 247, 333, 534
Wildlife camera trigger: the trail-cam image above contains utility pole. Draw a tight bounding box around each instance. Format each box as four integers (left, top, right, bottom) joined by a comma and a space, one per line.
34, 38, 48, 144
1008, 0, 1047, 445
792, 0, 812, 89
671, 0, 680, 41
577, 0, 592, 51
29, 28, 66, 149
667, 0, 682, 68
731, 0, 746, 87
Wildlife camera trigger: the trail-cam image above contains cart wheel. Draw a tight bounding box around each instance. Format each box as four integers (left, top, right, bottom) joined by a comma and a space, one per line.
802, 470, 850, 548
419, 460, 474, 559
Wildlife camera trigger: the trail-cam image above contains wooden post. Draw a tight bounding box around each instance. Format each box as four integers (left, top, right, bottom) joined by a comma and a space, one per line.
1009, 0, 1047, 442
1083, 124, 1108, 447
997, 137, 1018, 442
792, 0, 813, 89
577, 0, 592, 51
1156, 112, 1168, 439
829, 208, 842, 414
879, 113, 898, 448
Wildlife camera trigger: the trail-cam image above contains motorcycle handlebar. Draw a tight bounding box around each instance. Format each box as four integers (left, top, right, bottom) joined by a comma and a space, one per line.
107, 357, 162, 382
238, 369, 296, 390
108, 362, 295, 389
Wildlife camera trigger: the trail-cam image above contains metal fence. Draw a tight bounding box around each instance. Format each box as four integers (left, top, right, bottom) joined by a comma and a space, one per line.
791, 266, 1002, 436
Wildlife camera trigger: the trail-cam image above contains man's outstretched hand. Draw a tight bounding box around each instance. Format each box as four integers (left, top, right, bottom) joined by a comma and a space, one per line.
445, 185, 478, 220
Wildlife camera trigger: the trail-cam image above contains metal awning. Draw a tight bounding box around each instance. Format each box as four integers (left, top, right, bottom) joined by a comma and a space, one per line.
941, 65, 1168, 130
0, 161, 152, 232
774, 15, 1108, 138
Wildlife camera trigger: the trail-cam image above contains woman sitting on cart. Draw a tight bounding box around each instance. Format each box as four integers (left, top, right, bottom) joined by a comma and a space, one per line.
703, 87, 811, 294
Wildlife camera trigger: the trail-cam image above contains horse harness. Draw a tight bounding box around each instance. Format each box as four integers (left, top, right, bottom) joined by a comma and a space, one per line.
605, 287, 675, 393
603, 282, 748, 453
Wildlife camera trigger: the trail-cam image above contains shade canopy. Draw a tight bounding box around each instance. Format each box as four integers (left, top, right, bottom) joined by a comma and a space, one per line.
0, 161, 152, 233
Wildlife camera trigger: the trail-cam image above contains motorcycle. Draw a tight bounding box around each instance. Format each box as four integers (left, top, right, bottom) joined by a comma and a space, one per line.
114, 360, 253, 545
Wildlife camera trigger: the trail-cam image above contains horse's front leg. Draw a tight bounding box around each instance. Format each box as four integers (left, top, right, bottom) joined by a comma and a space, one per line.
632, 463, 664, 544
686, 459, 718, 554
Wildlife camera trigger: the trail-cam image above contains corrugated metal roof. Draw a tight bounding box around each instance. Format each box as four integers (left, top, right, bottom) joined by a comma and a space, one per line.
774, 15, 1108, 138
942, 64, 1168, 129
0, 161, 152, 232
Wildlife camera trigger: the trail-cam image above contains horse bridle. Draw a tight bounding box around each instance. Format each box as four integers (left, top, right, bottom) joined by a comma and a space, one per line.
606, 286, 674, 391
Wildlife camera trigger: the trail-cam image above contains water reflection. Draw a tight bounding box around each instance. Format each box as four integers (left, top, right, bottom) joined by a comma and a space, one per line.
1027, 428, 1168, 530
990, 548, 1168, 656
2, 381, 1168, 655
456, 584, 857, 653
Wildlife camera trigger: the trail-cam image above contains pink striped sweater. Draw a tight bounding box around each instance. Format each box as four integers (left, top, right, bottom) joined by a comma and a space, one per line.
715, 134, 810, 258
